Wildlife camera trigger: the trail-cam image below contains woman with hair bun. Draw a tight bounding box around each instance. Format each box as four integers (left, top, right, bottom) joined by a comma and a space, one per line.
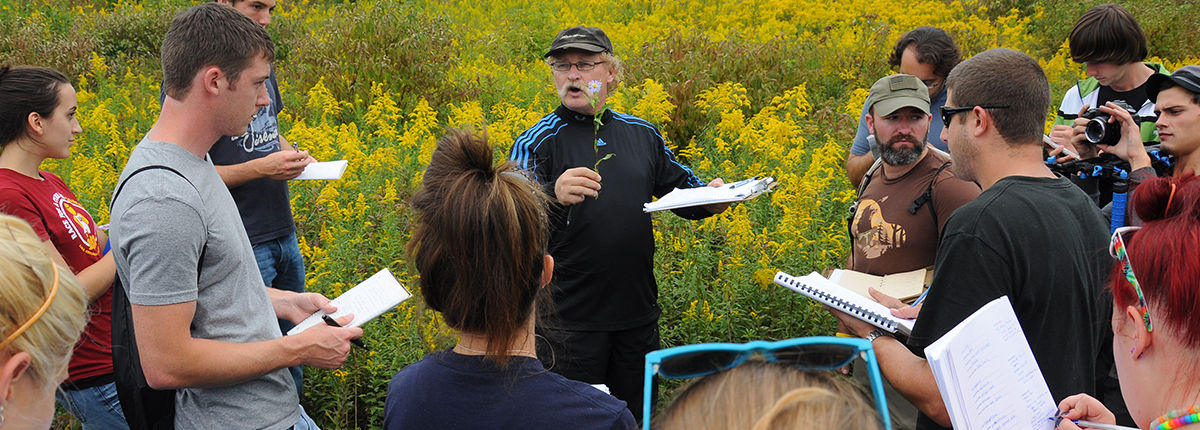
0, 213, 90, 430
383, 129, 636, 430
0, 65, 126, 428
1057, 174, 1200, 430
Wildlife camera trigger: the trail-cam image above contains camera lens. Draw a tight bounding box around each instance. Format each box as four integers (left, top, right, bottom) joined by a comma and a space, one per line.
1085, 118, 1108, 144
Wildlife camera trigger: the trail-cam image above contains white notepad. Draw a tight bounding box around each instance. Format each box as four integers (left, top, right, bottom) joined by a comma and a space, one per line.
643, 176, 773, 212
287, 268, 411, 335
925, 296, 1057, 430
294, 160, 349, 180
774, 271, 914, 335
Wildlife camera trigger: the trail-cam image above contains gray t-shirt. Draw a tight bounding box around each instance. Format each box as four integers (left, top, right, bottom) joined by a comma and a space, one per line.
111, 139, 300, 430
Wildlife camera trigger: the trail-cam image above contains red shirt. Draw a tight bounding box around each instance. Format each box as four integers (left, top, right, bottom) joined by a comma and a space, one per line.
0, 169, 112, 382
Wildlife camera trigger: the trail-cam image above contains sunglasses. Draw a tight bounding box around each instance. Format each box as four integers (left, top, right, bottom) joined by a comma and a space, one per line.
939, 104, 1010, 126
642, 336, 891, 430
1110, 226, 1152, 332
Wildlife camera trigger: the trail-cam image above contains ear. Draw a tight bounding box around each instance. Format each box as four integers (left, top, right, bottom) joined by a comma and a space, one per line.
0, 352, 32, 407
199, 66, 224, 97
864, 112, 876, 131
603, 62, 616, 84
540, 255, 554, 288
969, 106, 990, 138
26, 111, 45, 137
1125, 305, 1153, 359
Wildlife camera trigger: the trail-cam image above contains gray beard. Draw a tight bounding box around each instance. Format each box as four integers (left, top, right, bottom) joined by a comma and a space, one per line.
880, 142, 923, 166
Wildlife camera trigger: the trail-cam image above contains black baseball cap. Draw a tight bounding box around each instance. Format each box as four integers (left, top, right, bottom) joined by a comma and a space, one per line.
1147, 65, 1200, 103
545, 26, 613, 58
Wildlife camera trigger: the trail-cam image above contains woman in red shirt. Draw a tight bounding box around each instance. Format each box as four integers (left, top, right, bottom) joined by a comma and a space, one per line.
0, 66, 126, 429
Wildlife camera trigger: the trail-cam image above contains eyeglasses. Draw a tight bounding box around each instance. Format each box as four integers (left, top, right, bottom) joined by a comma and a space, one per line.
920, 78, 940, 89
549, 60, 606, 72
939, 104, 1011, 126
1110, 226, 1153, 332
642, 336, 891, 430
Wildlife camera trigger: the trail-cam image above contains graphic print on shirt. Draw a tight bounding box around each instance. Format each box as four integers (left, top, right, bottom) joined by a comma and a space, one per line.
52, 192, 100, 257
234, 103, 281, 153
852, 197, 907, 259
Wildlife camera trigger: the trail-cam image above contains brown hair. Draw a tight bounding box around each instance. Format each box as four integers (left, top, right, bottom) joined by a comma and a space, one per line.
888, 26, 961, 79
408, 129, 551, 365
0, 214, 88, 386
1068, 4, 1148, 65
0, 66, 69, 147
653, 361, 883, 430
944, 48, 1050, 145
160, 2, 275, 100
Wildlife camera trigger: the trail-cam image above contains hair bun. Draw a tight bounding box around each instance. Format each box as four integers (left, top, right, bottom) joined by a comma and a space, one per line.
1133, 173, 1200, 223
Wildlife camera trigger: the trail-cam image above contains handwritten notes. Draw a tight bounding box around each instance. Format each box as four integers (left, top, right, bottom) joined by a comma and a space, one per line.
925, 296, 1057, 430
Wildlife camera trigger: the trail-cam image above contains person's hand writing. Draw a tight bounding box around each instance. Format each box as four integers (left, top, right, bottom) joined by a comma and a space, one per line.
1054, 394, 1114, 429
293, 313, 361, 369
554, 167, 601, 205
257, 150, 314, 181
1048, 124, 1083, 163
702, 178, 731, 214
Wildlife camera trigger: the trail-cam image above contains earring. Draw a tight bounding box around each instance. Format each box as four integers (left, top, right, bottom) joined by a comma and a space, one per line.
1, 404, 6, 426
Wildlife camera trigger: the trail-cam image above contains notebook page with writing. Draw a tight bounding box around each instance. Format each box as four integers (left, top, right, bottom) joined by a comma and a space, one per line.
773, 271, 914, 336
288, 268, 411, 335
924, 296, 1056, 430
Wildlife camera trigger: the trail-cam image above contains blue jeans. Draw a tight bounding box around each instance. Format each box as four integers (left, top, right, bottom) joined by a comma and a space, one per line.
56, 381, 131, 430
253, 232, 307, 396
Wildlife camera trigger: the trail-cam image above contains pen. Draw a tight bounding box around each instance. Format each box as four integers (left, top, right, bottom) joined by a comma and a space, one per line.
1048, 416, 1138, 430
322, 314, 369, 351
910, 287, 931, 307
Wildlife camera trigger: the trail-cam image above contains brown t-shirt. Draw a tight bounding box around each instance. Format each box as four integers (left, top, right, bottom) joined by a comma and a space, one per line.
848, 150, 980, 275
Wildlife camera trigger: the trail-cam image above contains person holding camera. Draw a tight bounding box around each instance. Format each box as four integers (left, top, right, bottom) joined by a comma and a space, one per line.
1048, 4, 1169, 206
1096, 66, 1200, 226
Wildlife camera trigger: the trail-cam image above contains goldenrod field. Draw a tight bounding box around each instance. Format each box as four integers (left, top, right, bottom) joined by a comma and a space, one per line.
2, 0, 1195, 428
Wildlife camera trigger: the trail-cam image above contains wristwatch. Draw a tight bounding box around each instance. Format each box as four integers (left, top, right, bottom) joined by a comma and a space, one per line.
864, 329, 890, 343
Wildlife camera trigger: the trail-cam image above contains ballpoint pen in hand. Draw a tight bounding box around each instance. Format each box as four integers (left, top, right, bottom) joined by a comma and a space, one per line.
1050, 415, 1139, 430
910, 287, 931, 307
322, 314, 369, 351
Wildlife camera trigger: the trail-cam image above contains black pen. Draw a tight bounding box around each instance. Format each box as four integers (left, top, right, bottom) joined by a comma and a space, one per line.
321, 314, 369, 351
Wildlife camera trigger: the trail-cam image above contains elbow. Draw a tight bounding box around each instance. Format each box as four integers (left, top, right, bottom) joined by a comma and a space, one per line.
918, 399, 953, 428
142, 360, 187, 390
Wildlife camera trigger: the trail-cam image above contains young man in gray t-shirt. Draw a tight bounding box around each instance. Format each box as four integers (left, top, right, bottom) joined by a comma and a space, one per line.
109, 4, 361, 429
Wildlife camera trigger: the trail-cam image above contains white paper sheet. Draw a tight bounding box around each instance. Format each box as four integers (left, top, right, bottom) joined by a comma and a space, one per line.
294, 160, 349, 180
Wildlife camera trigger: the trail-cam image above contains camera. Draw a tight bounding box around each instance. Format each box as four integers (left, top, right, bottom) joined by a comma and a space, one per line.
1080, 100, 1138, 146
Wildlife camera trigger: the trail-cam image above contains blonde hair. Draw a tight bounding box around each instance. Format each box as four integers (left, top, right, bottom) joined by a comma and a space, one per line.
0, 214, 88, 386
653, 361, 883, 430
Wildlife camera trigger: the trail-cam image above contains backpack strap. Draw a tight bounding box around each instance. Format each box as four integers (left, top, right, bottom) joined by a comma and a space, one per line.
908, 160, 954, 238
109, 165, 204, 430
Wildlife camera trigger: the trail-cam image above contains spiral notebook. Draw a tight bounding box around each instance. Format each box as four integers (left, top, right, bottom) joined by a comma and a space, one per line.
774, 271, 915, 336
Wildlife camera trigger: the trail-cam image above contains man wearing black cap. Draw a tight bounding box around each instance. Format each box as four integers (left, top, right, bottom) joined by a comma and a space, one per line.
1091, 65, 1200, 225
509, 25, 728, 420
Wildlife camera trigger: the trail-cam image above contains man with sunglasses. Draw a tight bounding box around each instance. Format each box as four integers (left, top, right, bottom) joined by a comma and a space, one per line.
846, 73, 979, 430
833, 49, 1114, 430
846, 27, 962, 188
509, 26, 729, 421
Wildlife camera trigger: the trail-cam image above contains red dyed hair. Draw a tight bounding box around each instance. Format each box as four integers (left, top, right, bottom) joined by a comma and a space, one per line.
1111, 173, 1200, 347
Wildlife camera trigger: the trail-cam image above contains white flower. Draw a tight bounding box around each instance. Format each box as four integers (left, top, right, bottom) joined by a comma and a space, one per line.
587, 80, 602, 94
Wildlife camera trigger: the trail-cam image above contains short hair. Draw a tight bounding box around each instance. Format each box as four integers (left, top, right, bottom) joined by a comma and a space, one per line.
1155, 81, 1200, 106
544, 50, 625, 91
0, 214, 88, 387
1115, 174, 1200, 348
161, 2, 275, 100
1068, 4, 1148, 65
944, 48, 1049, 145
888, 26, 961, 79
653, 361, 883, 430
0, 66, 69, 147
407, 129, 551, 365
